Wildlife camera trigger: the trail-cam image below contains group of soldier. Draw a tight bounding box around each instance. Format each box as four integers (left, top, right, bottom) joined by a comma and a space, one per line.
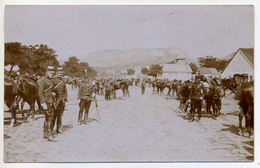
5, 64, 231, 141
38, 66, 68, 141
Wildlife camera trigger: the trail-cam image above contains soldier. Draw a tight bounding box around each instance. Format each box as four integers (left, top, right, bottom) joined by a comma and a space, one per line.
105, 80, 112, 101
141, 78, 146, 95
188, 75, 205, 122
77, 77, 97, 124
38, 66, 55, 141
51, 67, 68, 134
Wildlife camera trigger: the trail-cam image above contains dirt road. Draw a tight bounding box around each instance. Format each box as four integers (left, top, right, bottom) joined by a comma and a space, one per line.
4, 86, 254, 162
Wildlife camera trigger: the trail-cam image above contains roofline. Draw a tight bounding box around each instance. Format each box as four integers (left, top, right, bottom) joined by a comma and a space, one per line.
222, 48, 253, 73
163, 71, 192, 73
239, 49, 254, 67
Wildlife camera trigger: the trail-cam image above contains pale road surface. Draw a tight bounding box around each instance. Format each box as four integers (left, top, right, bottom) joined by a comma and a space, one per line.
4, 86, 254, 162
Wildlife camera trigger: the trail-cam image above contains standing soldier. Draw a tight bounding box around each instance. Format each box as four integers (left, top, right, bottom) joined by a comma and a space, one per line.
188, 75, 205, 122
77, 77, 97, 124
141, 78, 146, 95
51, 67, 68, 134
38, 66, 55, 141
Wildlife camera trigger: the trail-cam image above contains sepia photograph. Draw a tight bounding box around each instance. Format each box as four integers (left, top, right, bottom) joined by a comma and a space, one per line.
1, 2, 258, 166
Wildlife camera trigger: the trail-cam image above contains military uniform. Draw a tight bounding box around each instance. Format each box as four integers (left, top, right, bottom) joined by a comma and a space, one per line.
38, 75, 54, 140
51, 75, 68, 133
105, 81, 113, 101
189, 78, 205, 121
77, 80, 94, 124
141, 79, 146, 95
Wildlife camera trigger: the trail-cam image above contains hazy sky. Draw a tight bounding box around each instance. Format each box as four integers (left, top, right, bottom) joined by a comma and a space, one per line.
5, 5, 254, 61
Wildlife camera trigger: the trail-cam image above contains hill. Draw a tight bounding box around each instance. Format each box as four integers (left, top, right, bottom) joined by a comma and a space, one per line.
79, 47, 191, 72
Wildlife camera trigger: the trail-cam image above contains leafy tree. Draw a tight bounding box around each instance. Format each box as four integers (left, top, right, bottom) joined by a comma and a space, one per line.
189, 62, 198, 74
63, 56, 97, 77
141, 67, 149, 75
26, 44, 59, 75
5, 42, 28, 71
63, 56, 80, 77
127, 69, 135, 75
148, 64, 163, 78
5, 42, 59, 75
198, 56, 229, 72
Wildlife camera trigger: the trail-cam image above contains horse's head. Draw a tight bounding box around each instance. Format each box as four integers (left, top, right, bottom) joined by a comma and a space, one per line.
213, 77, 222, 87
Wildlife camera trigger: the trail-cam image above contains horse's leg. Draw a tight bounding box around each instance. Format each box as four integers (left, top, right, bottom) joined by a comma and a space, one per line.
217, 98, 222, 116
28, 102, 35, 121
206, 98, 210, 114
238, 107, 244, 136
246, 105, 253, 136
21, 99, 25, 117
9, 104, 17, 127
212, 100, 216, 117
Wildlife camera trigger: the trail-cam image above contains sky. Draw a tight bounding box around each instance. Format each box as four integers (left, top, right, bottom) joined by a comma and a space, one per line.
4, 5, 254, 62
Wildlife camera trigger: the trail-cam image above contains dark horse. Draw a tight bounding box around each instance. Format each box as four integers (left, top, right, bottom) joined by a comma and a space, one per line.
4, 77, 19, 126
203, 77, 224, 117
235, 81, 254, 137
17, 77, 43, 120
176, 81, 192, 113
111, 80, 124, 99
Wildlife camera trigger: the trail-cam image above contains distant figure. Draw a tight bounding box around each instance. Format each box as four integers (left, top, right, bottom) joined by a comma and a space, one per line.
77, 78, 95, 124
141, 79, 146, 95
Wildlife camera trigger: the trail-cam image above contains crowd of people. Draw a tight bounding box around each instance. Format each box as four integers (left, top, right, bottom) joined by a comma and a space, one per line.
4, 65, 254, 141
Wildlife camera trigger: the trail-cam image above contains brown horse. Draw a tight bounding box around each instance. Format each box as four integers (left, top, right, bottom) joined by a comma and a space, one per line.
203, 77, 224, 117
235, 81, 254, 137
176, 81, 192, 113
4, 77, 19, 125
17, 77, 43, 120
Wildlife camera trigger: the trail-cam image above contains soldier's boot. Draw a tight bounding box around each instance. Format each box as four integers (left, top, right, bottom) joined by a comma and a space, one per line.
78, 112, 82, 124
43, 132, 48, 139
83, 113, 89, 124
47, 131, 54, 141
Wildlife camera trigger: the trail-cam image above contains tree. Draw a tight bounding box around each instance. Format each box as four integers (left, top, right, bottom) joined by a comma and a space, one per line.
5, 42, 60, 75
26, 44, 59, 75
148, 64, 163, 78
63, 56, 80, 77
141, 67, 149, 75
198, 56, 229, 72
63, 56, 97, 77
189, 62, 198, 74
5, 42, 28, 71
127, 69, 135, 75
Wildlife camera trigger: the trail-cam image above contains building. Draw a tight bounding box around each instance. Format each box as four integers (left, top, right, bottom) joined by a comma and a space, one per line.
197, 67, 220, 78
222, 48, 254, 81
160, 57, 192, 81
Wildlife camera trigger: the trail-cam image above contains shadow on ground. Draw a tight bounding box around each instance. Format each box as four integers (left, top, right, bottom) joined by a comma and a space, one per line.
220, 124, 239, 135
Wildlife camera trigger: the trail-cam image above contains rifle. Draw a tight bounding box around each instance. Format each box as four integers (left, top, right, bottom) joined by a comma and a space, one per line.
93, 96, 101, 124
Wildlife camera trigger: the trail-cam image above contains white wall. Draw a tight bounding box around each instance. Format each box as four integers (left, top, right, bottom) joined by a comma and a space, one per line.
222, 50, 254, 81
161, 72, 192, 81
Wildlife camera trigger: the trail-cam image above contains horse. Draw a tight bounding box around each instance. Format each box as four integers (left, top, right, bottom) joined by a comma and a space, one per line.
221, 78, 238, 98
4, 76, 19, 126
17, 77, 43, 120
176, 81, 192, 113
203, 77, 224, 117
111, 80, 128, 99
234, 81, 254, 137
